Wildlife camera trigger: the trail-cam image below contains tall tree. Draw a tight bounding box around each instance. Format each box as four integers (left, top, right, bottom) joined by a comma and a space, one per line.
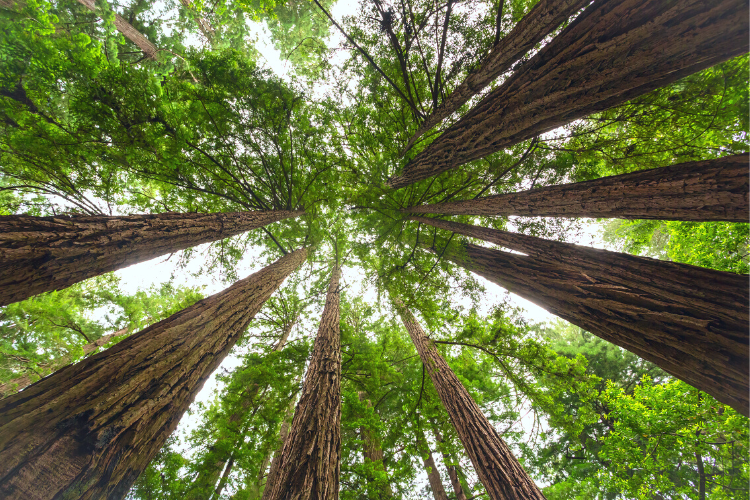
74, 0, 159, 60
404, 0, 590, 152
262, 266, 342, 500
430, 421, 469, 500
415, 423, 450, 500
387, 0, 749, 188
407, 155, 749, 222
438, 240, 749, 416
358, 392, 394, 499
0, 210, 302, 307
0, 248, 307, 500
393, 298, 545, 500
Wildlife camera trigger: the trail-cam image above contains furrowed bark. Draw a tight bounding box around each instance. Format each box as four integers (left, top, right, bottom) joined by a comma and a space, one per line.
0, 210, 303, 307
407, 155, 749, 221
430, 423, 468, 500
75, 0, 159, 59
442, 242, 749, 416
0, 327, 130, 399
358, 392, 394, 499
404, 0, 590, 152
416, 425, 450, 500
394, 299, 545, 500
388, 0, 749, 188
187, 317, 298, 499
262, 266, 342, 500
0, 248, 308, 500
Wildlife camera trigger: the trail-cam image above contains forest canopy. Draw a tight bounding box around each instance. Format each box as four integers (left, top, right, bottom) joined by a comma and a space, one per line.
0, 0, 747, 499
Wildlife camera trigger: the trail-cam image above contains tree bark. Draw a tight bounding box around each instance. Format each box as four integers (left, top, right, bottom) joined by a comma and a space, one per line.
387, 0, 749, 188
394, 299, 546, 500
263, 393, 297, 497
75, 0, 159, 59
441, 241, 749, 416
178, 0, 216, 46
0, 248, 308, 500
261, 266, 342, 500
358, 392, 393, 499
416, 425, 450, 500
0, 326, 131, 399
430, 423, 468, 500
404, 0, 590, 152
0, 210, 302, 307
407, 155, 750, 222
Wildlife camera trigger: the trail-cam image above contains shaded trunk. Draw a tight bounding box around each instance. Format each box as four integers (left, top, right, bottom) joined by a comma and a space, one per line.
178, 0, 216, 45
189, 316, 299, 498
263, 393, 297, 496
415, 425, 450, 500
387, 0, 748, 188
358, 392, 393, 499
261, 267, 342, 500
442, 241, 749, 416
407, 155, 749, 222
0, 326, 131, 398
430, 423, 468, 500
0, 248, 308, 500
404, 0, 590, 152
394, 299, 545, 500
0, 210, 302, 307
75, 0, 159, 59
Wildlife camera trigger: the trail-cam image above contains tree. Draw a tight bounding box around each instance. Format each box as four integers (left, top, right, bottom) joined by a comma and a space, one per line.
262, 266, 342, 500
0, 248, 307, 500
388, 0, 749, 188
0, 210, 301, 306
407, 154, 749, 222
393, 298, 545, 500
73, 0, 159, 60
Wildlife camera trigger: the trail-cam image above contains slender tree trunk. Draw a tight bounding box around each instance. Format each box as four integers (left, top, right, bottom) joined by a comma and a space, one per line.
261, 266, 342, 500
415, 425, 450, 500
394, 299, 545, 500
0, 248, 307, 500
404, 0, 590, 152
387, 0, 749, 188
430, 423, 468, 500
0, 210, 302, 307
212, 451, 236, 500
263, 393, 297, 496
74, 0, 159, 59
189, 316, 299, 498
178, 0, 216, 45
407, 155, 749, 222
0, 326, 131, 398
441, 241, 749, 416
358, 392, 394, 498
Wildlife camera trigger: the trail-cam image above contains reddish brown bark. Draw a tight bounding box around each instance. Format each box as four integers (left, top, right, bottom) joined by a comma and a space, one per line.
262, 266, 342, 500
0, 248, 307, 500
440, 241, 749, 416
387, 0, 749, 188
404, 0, 590, 152
407, 155, 750, 222
75, 0, 159, 59
430, 423, 468, 500
0, 210, 302, 307
416, 425, 450, 500
0, 327, 131, 399
394, 299, 546, 500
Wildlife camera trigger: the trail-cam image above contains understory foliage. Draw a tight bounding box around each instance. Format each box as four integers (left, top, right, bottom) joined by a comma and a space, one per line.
0, 0, 747, 498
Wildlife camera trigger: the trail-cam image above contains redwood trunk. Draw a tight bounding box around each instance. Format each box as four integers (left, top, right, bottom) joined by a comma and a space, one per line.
387, 0, 749, 188
416, 425, 450, 500
404, 0, 590, 152
0, 248, 307, 500
0, 210, 302, 307
431, 424, 468, 500
0, 326, 131, 398
407, 155, 749, 221
443, 242, 749, 416
264, 394, 296, 495
261, 267, 342, 500
75, 0, 159, 59
358, 393, 393, 499
394, 300, 545, 500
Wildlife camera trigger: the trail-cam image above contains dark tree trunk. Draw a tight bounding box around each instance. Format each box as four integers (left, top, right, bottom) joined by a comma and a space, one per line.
188, 317, 298, 499
75, 0, 159, 59
358, 392, 393, 499
0, 210, 302, 307
0, 326, 131, 398
387, 0, 749, 188
430, 423, 468, 500
263, 393, 296, 496
261, 267, 342, 500
0, 248, 308, 500
415, 425, 450, 500
404, 0, 590, 152
441, 241, 749, 416
394, 299, 546, 500
407, 155, 749, 222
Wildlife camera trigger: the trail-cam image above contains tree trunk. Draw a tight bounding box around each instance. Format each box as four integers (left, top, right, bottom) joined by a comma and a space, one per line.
178, 0, 216, 46
441, 241, 749, 416
430, 423, 468, 500
261, 266, 342, 500
404, 0, 590, 152
0, 210, 302, 307
188, 317, 299, 499
387, 0, 749, 188
74, 0, 159, 59
394, 299, 545, 500
0, 326, 131, 398
358, 392, 394, 499
0, 248, 307, 500
263, 393, 297, 496
416, 425, 450, 500
407, 155, 749, 222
